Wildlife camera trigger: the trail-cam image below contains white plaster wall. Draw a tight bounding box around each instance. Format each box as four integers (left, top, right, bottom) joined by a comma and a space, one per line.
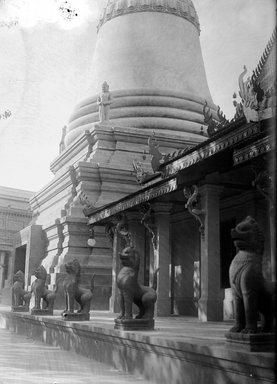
90, 12, 213, 103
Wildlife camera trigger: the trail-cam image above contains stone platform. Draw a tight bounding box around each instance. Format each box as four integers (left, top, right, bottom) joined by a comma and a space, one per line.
0, 307, 275, 384
226, 331, 275, 352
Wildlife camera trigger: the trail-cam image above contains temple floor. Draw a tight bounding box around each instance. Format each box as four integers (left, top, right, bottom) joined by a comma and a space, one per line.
0, 327, 147, 384
0, 306, 275, 384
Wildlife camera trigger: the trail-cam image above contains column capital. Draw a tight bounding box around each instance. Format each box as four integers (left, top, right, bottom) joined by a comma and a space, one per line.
199, 184, 224, 197
125, 210, 142, 223
152, 202, 173, 215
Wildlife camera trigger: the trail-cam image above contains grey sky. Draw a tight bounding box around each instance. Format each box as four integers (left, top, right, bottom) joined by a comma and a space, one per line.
0, 0, 275, 191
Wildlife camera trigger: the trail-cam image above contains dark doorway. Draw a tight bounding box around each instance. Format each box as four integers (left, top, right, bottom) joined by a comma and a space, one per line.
14, 245, 27, 275
220, 218, 236, 288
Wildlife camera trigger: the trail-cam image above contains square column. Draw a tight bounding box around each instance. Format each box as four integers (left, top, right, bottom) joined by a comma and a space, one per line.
0, 251, 6, 289
153, 203, 172, 316
198, 185, 224, 321
109, 230, 122, 313
126, 212, 146, 284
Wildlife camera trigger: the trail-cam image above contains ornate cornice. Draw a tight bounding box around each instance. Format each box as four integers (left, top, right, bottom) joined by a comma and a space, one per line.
97, 0, 200, 33
252, 27, 276, 84
162, 122, 261, 178
87, 178, 177, 224
233, 136, 273, 166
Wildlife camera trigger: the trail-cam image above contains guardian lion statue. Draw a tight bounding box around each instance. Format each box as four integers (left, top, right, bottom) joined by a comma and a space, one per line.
117, 246, 159, 320
31, 265, 55, 311
62, 259, 94, 316
12, 270, 31, 310
229, 216, 273, 333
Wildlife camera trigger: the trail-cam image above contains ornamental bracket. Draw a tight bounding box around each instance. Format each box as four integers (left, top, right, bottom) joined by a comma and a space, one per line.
141, 203, 157, 252
183, 185, 205, 236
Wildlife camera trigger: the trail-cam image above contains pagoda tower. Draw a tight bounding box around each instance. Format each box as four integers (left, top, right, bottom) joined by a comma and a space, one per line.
65, 0, 216, 146
15, 0, 217, 309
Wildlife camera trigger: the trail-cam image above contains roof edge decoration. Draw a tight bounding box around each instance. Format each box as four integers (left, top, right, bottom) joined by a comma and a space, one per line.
252, 27, 276, 84
97, 0, 200, 33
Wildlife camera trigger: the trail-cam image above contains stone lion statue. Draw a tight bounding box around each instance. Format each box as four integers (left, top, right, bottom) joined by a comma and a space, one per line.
229, 216, 273, 333
117, 246, 159, 320
62, 259, 94, 315
12, 270, 32, 309
31, 265, 55, 311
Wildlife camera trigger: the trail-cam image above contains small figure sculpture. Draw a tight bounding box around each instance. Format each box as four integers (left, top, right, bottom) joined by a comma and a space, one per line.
228, 216, 273, 334
148, 133, 163, 172
31, 265, 56, 315
203, 101, 218, 137
232, 98, 244, 121
11, 270, 32, 312
61, 259, 94, 321
59, 125, 67, 154
238, 66, 259, 122
115, 246, 159, 330
132, 159, 150, 184
97, 81, 113, 123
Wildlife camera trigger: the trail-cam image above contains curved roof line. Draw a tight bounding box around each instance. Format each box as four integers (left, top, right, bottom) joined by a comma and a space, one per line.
252, 27, 276, 84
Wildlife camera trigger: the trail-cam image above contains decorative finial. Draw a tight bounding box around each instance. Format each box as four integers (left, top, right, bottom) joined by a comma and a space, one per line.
148, 132, 164, 173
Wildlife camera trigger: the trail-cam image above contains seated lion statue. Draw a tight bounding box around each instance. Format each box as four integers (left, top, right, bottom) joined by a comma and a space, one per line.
62, 259, 94, 315
31, 265, 55, 311
12, 270, 32, 308
117, 246, 159, 320
229, 216, 273, 333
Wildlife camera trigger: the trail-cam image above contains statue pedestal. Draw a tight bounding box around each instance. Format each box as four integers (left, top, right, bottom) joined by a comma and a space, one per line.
11, 306, 29, 313
31, 308, 54, 316
61, 312, 90, 321
225, 332, 275, 352
114, 318, 154, 331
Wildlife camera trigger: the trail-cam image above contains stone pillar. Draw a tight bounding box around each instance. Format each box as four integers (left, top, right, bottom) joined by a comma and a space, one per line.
109, 230, 122, 314
153, 203, 172, 316
0, 251, 6, 289
198, 184, 224, 321
269, 208, 275, 281
126, 211, 145, 283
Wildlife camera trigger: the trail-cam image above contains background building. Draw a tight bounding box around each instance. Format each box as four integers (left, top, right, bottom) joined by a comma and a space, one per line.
0, 186, 34, 302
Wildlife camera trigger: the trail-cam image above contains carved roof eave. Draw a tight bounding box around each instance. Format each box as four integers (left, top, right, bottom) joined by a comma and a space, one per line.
233, 136, 274, 166
85, 177, 177, 224
85, 118, 273, 225
162, 116, 247, 166
160, 118, 270, 179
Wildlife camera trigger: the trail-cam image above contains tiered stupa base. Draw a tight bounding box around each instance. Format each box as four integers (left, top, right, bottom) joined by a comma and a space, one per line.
27, 123, 205, 310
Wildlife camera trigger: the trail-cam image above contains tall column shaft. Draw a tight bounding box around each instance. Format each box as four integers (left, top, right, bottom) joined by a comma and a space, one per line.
0, 251, 6, 289
153, 203, 172, 316
198, 184, 224, 321
126, 212, 146, 284
109, 230, 122, 313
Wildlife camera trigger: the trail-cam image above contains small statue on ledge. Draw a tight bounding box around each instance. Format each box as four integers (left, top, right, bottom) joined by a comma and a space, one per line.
97, 81, 113, 123
11, 270, 32, 312
228, 216, 274, 335
61, 259, 94, 321
31, 265, 56, 315
115, 245, 159, 330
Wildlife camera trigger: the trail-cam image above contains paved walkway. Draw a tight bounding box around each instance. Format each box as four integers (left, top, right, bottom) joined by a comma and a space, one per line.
0, 328, 148, 384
